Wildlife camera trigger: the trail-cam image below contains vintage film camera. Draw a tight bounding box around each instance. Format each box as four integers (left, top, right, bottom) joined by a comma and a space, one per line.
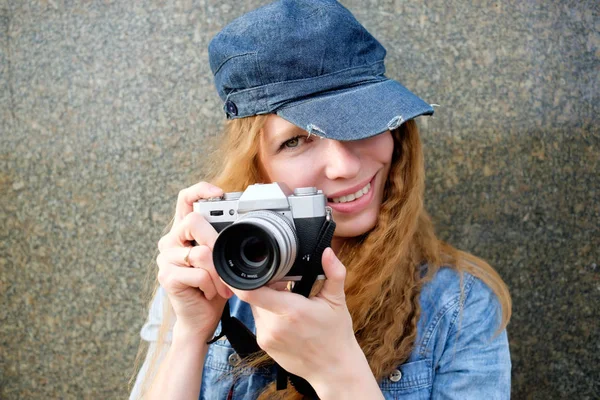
193, 183, 333, 290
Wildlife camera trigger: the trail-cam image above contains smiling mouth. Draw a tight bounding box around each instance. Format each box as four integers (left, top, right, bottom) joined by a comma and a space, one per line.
328, 181, 371, 204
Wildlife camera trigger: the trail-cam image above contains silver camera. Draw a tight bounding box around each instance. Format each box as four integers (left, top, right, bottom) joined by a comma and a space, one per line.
193, 182, 333, 290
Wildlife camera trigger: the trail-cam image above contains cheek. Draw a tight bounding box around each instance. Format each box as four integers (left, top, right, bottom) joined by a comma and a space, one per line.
377, 132, 395, 163
261, 157, 318, 188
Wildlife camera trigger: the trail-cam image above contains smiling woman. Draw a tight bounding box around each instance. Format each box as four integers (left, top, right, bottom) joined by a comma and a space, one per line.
258, 114, 394, 244
129, 1, 512, 399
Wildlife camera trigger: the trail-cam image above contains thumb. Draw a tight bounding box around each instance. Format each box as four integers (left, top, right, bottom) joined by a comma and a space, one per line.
318, 247, 346, 305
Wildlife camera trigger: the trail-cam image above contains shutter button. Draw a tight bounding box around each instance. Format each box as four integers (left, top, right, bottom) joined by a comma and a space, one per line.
225, 100, 238, 116
228, 352, 241, 366
389, 369, 402, 382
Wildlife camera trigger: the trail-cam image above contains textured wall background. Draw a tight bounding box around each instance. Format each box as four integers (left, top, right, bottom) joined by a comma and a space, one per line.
1, 0, 598, 398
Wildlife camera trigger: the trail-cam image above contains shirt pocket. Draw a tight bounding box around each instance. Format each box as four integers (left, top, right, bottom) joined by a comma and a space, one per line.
201, 338, 274, 400
379, 359, 433, 400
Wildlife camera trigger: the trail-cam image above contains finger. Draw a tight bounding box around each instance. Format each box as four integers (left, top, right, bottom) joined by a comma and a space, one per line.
158, 245, 234, 299
158, 246, 197, 267
317, 248, 346, 306
163, 212, 219, 250
157, 263, 218, 301
174, 182, 223, 226
266, 281, 291, 292
249, 303, 262, 324
190, 244, 234, 299
229, 285, 304, 315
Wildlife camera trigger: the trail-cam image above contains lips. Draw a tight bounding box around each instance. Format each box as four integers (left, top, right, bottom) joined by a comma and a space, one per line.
329, 182, 371, 203
326, 175, 375, 201
326, 175, 377, 214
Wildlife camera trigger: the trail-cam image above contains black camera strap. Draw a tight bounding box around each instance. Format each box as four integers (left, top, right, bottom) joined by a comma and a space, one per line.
207, 213, 336, 399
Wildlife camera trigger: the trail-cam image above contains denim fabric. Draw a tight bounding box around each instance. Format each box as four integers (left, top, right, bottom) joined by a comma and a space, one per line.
208, 0, 434, 141
199, 267, 511, 399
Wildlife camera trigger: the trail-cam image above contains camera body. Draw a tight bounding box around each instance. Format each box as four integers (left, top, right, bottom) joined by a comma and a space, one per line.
193, 182, 332, 290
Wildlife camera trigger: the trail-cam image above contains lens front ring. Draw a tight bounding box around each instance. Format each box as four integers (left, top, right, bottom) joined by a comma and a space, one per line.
213, 211, 298, 289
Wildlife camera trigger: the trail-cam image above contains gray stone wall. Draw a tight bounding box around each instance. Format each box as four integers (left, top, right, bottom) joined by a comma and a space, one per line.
1, 0, 597, 398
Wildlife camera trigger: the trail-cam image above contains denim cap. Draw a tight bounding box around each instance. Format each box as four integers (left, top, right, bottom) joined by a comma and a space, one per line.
208, 0, 434, 141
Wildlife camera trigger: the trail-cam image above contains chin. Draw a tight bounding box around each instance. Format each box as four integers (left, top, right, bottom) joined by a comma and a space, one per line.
332, 210, 379, 238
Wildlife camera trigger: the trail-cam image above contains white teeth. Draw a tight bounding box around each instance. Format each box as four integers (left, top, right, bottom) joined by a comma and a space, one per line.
330, 182, 371, 204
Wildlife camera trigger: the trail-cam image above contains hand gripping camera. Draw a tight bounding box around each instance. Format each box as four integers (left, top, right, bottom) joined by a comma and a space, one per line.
193, 182, 334, 290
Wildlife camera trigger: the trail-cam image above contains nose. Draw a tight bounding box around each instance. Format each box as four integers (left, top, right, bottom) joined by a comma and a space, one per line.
323, 139, 361, 180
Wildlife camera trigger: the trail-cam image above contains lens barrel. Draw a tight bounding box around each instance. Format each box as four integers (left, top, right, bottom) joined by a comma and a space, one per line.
213, 211, 298, 290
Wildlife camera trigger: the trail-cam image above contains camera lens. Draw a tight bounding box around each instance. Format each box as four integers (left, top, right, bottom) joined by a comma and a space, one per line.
220, 224, 276, 282
240, 237, 269, 268
213, 211, 298, 290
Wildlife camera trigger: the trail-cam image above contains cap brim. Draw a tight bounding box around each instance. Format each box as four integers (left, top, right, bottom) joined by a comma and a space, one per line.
275, 79, 434, 141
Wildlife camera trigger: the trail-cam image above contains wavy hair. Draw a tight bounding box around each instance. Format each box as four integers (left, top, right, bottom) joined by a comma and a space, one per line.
130, 114, 512, 399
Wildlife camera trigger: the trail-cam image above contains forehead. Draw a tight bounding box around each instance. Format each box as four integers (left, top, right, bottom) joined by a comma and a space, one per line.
263, 114, 304, 139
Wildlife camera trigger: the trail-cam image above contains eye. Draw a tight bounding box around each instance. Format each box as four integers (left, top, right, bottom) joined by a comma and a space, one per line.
284, 136, 300, 148
280, 135, 310, 150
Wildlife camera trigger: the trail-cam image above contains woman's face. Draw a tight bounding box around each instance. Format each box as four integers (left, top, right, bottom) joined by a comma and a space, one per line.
258, 114, 394, 249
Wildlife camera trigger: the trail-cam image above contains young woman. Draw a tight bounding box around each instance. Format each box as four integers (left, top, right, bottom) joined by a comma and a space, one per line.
130, 1, 512, 399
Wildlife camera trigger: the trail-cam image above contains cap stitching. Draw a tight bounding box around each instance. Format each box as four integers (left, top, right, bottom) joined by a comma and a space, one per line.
296, 2, 340, 21
213, 51, 258, 76
268, 60, 385, 89
276, 78, 390, 112
225, 60, 385, 102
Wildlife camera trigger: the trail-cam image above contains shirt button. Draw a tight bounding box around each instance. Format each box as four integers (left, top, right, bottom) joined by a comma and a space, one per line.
389, 369, 402, 382
228, 352, 241, 367
225, 100, 238, 116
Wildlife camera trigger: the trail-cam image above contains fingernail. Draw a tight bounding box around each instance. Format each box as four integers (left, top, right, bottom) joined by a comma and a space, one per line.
326, 247, 334, 260
210, 186, 222, 195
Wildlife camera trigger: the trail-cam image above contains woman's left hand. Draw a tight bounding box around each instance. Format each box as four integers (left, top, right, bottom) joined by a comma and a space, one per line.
228, 247, 366, 389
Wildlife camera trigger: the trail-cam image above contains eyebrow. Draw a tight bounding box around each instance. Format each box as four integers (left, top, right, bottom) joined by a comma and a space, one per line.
272, 125, 302, 141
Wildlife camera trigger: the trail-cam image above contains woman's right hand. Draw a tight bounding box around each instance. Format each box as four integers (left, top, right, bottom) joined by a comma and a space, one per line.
156, 181, 233, 342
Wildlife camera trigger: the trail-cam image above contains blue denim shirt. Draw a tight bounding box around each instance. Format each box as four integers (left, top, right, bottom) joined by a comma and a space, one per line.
199, 267, 511, 399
